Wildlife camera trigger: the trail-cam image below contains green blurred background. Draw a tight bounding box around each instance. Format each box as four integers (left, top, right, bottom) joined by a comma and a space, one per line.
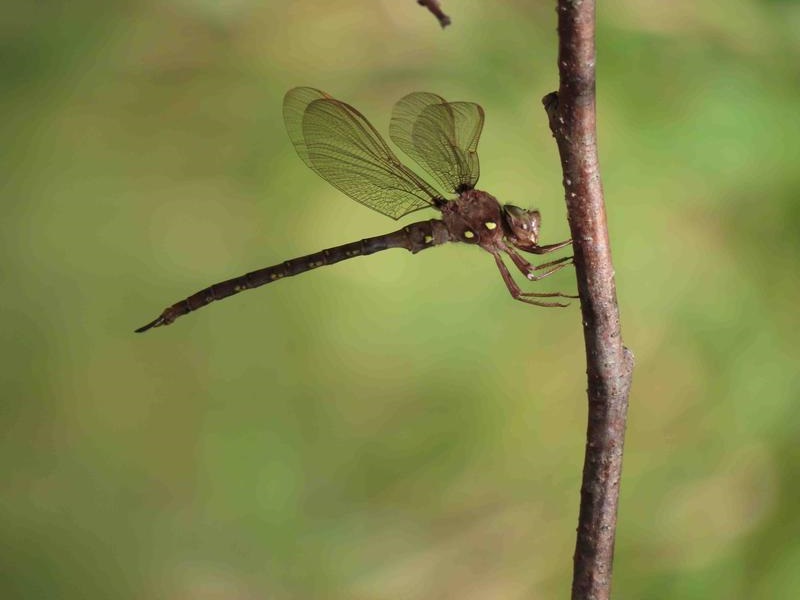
2, 1, 799, 598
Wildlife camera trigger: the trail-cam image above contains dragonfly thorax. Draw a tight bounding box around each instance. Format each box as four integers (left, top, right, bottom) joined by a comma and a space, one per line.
441, 189, 506, 246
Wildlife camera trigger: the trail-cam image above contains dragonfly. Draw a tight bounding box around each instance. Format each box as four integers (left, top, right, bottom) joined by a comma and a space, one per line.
136, 87, 575, 333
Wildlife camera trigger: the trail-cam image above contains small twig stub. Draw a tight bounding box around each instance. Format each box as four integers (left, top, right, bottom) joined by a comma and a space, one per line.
417, 0, 451, 28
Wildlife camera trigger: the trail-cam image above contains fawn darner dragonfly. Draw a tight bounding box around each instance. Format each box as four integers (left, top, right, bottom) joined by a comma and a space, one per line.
136, 87, 574, 333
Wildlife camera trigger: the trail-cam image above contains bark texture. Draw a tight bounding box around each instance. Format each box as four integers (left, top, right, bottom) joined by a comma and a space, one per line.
543, 2, 635, 598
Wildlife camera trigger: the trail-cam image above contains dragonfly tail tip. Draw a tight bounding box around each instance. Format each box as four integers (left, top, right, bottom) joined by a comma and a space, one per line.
134, 316, 163, 333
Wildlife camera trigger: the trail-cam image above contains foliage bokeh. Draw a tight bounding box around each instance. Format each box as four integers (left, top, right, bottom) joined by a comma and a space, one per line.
2, 1, 799, 598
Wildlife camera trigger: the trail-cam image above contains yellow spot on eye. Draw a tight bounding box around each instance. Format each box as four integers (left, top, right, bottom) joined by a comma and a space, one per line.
424, 235, 433, 244
485, 221, 497, 230
464, 230, 475, 239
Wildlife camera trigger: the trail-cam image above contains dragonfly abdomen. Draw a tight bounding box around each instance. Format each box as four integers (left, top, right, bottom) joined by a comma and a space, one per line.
135, 219, 450, 332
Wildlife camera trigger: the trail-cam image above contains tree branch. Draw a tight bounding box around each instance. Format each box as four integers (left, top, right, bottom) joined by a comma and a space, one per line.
417, 0, 451, 28
542, 2, 634, 598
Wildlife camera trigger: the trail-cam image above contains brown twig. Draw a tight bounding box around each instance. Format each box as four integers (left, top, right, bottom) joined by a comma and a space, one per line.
417, 0, 451, 28
542, 1, 634, 599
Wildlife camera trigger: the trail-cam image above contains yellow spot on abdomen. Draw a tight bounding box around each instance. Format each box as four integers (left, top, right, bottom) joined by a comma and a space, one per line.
485, 221, 497, 230
424, 235, 433, 244
464, 230, 475, 239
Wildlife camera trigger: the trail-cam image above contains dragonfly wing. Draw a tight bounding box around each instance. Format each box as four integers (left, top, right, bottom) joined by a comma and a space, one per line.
283, 87, 443, 220
389, 92, 484, 193
283, 87, 331, 172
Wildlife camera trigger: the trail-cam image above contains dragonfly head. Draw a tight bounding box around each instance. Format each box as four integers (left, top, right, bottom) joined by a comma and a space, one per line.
503, 205, 541, 245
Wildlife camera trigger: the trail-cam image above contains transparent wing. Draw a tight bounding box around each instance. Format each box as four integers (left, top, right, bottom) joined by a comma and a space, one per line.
389, 92, 484, 194
283, 87, 443, 220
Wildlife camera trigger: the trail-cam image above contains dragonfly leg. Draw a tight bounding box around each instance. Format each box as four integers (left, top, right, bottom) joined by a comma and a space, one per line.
529, 238, 573, 255
512, 238, 573, 255
533, 255, 574, 272
503, 247, 578, 294
528, 256, 579, 296
493, 253, 571, 307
